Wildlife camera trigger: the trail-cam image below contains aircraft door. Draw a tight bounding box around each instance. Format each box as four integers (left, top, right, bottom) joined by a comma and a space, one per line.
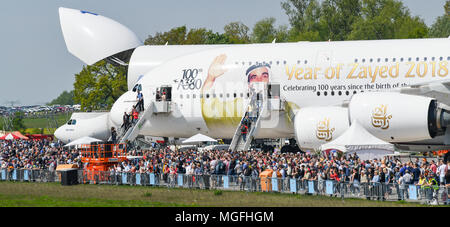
268, 83, 280, 99
154, 85, 172, 113
156, 86, 172, 102
268, 83, 282, 111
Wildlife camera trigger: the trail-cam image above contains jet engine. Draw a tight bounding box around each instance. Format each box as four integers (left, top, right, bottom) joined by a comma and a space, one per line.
349, 92, 450, 142
294, 107, 349, 150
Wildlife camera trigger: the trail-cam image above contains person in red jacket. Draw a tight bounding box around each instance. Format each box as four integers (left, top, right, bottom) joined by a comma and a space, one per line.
132, 106, 139, 124
241, 124, 248, 142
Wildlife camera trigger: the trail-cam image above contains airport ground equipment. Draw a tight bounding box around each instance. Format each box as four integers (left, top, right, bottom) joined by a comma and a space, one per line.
80, 142, 127, 184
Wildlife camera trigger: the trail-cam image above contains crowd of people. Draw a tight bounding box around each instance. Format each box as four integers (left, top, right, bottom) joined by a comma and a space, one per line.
112, 147, 450, 201
0, 139, 80, 171
1, 137, 449, 202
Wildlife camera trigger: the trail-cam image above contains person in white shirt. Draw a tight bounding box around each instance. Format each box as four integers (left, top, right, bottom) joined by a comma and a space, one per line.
437, 160, 447, 185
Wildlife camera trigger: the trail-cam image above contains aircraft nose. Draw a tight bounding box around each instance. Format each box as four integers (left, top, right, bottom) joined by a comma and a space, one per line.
54, 126, 67, 143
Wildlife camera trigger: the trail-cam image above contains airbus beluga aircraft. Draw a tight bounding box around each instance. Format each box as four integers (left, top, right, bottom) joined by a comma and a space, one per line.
55, 7, 450, 152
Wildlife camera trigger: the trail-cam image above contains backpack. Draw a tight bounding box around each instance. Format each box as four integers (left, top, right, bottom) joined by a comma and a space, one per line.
244, 167, 251, 176
219, 161, 225, 173
241, 125, 247, 133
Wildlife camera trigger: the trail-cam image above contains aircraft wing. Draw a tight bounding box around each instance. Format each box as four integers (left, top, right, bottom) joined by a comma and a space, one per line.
395, 79, 450, 107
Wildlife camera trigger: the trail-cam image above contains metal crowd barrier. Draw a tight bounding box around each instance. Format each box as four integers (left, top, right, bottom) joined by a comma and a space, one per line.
0, 168, 60, 183
1, 168, 448, 205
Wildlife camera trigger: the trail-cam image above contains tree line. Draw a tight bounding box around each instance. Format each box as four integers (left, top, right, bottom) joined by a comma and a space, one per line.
51, 0, 449, 111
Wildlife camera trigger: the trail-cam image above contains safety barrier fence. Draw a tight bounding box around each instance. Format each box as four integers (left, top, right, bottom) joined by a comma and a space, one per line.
1, 168, 449, 205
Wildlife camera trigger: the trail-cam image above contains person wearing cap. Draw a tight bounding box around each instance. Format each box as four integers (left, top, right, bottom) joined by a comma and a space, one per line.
200, 54, 298, 132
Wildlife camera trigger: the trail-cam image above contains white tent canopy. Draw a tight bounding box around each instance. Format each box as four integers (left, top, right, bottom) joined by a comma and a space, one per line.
182, 133, 217, 144
64, 136, 102, 148
320, 120, 395, 160
5, 133, 15, 140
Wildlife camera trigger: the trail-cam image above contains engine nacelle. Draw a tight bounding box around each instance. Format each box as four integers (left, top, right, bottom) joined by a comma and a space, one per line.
294, 107, 349, 150
349, 92, 437, 142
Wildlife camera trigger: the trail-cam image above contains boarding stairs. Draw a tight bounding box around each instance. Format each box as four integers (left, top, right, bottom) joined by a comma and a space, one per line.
229, 92, 265, 152
116, 100, 171, 143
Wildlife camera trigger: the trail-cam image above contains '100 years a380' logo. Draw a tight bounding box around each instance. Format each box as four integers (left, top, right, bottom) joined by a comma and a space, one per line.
176, 68, 203, 90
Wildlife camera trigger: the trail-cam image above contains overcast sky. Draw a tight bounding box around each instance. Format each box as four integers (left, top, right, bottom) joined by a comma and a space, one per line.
0, 0, 446, 106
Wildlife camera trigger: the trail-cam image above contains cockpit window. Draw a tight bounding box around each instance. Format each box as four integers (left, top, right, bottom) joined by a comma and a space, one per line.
67, 119, 77, 125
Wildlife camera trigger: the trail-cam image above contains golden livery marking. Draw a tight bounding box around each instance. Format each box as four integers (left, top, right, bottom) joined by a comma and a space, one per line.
286, 61, 448, 82
316, 118, 335, 141
371, 105, 392, 130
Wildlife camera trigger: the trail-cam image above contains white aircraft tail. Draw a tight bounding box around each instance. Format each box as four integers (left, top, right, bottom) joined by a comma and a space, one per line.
58, 7, 142, 65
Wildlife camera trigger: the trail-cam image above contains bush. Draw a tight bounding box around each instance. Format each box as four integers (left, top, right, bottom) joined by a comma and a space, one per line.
214, 190, 223, 196
143, 192, 152, 197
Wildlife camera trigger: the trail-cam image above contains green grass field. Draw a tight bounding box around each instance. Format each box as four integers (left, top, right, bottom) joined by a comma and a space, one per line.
0, 113, 70, 133
0, 181, 430, 207
22, 113, 71, 129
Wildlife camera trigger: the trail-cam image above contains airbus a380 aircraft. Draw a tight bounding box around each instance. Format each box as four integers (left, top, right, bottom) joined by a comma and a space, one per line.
55, 7, 450, 152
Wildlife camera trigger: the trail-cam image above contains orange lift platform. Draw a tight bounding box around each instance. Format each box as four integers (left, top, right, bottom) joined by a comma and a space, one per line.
80, 143, 127, 184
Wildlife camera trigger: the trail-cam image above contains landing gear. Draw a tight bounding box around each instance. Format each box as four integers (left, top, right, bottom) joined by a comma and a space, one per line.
262, 145, 274, 153
280, 145, 302, 154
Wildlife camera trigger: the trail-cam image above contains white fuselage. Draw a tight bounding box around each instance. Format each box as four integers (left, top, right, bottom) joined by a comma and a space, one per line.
54, 8, 450, 147
126, 38, 449, 139
54, 8, 450, 148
